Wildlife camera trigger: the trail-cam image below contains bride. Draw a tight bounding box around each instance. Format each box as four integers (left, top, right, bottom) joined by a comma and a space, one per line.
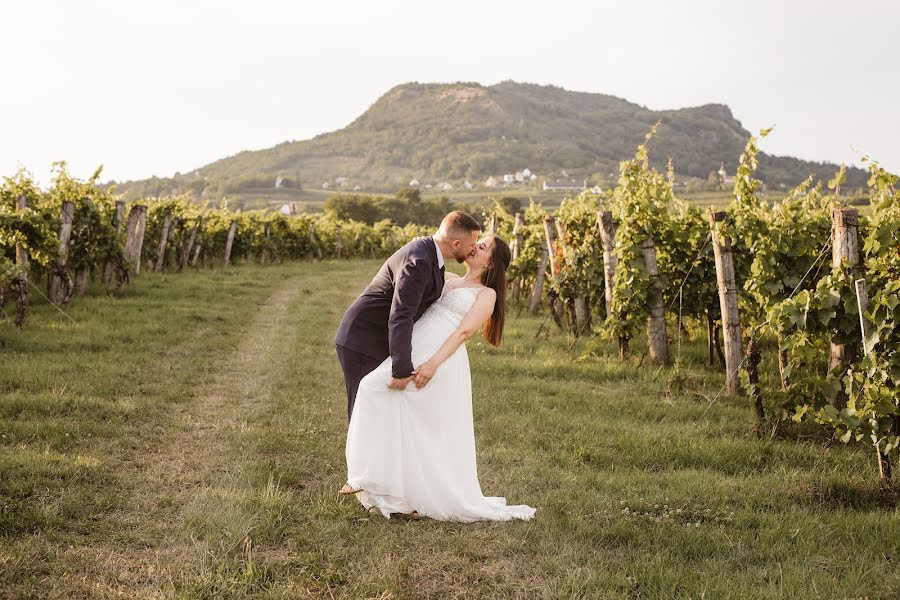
342, 235, 536, 522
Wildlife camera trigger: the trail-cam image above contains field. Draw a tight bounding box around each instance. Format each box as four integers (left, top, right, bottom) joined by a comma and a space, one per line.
2, 260, 900, 599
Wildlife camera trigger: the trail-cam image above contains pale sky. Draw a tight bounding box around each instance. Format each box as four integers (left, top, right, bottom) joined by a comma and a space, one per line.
2, 0, 898, 185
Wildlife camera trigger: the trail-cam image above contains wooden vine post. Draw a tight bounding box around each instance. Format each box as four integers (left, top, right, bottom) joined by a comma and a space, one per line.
310, 223, 323, 260
123, 204, 148, 277
223, 220, 238, 267
103, 200, 127, 283
528, 240, 549, 314
829, 207, 860, 408
641, 234, 668, 364
154, 209, 173, 272
73, 268, 88, 296
48, 200, 75, 304
511, 213, 523, 302
597, 210, 617, 319
709, 210, 743, 395
334, 223, 343, 259
179, 216, 201, 271
555, 218, 589, 335
14, 195, 28, 326
543, 216, 565, 329
190, 242, 202, 267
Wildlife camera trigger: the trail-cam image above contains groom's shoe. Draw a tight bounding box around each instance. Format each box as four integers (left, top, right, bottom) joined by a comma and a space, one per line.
338, 483, 362, 495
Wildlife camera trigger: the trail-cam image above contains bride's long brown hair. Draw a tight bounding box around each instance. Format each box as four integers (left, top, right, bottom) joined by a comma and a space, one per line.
481, 236, 511, 347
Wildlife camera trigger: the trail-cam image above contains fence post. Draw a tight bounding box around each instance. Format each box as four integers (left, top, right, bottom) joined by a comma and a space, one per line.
14, 195, 28, 326
224, 221, 238, 267
829, 207, 860, 408
597, 211, 617, 319
641, 235, 668, 364
709, 210, 743, 394
154, 209, 173, 272
511, 213, 523, 303
48, 200, 75, 304
123, 204, 148, 277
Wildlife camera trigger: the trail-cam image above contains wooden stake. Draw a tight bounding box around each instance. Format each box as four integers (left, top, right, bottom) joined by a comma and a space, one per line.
74, 268, 88, 296
14, 195, 28, 326
154, 209, 173, 272
123, 204, 148, 277
103, 200, 127, 283
709, 210, 743, 394
528, 241, 549, 314
511, 213, 523, 302
597, 211, 617, 319
48, 200, 75, 304
179, 216, 201, 271
224, 220, 238, 267
641, 235, 668, 364
829, 208, 860, 405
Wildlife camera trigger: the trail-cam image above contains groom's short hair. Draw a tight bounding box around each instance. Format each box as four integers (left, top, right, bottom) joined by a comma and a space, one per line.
441, 211, 481, 238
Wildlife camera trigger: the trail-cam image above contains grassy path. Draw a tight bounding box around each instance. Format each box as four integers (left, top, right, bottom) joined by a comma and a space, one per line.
2, 260, 900, 599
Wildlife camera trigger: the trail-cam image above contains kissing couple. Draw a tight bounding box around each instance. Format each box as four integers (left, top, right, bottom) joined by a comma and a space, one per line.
335, 211, 536, 522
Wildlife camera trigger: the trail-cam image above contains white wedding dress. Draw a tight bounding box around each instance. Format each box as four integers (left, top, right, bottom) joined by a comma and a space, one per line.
345, 286, 536, 522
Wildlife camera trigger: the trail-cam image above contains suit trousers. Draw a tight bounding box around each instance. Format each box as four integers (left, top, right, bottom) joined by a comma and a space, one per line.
336, 344, 384, 421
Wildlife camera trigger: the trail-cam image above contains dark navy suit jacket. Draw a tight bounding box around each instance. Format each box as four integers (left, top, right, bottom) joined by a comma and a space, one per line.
335, 237, 444, 379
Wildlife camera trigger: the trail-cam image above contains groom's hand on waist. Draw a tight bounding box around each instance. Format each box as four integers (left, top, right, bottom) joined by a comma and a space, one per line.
388, 376, 414, 390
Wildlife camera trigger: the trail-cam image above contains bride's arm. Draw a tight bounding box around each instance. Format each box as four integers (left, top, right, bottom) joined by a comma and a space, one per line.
412, 288, 496, 388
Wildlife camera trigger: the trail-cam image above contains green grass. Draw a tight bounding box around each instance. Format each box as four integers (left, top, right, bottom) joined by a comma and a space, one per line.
1, 261, 899, 599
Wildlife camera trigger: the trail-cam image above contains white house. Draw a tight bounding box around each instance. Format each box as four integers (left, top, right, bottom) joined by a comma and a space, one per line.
484, 176, 498, 188
353, 185, 362, 191
409, 178, 420, 187
335, 176, 349, 187
322, 181, 330, 189
463, 180, 474, 190
530, 174, 538, 182
503, 174, 514, 184
522, 168, 532, 178
437, 182, 453, 191
717, 162, 735, 188
514, 171, 524, 183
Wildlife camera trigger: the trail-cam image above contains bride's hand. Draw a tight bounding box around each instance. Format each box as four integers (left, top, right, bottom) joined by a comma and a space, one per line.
412, 361, 437, 389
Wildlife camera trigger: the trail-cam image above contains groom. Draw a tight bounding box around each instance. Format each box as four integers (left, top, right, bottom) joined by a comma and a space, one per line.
335, 211, 481, 420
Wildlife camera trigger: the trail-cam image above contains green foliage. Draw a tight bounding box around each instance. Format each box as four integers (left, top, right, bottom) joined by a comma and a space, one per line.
608, 125, 674, 344
768, 158, 900, 465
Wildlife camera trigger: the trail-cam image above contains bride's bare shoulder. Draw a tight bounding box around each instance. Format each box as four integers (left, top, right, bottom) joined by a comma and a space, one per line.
475, 286, 496, 301
444, 271, 461, 281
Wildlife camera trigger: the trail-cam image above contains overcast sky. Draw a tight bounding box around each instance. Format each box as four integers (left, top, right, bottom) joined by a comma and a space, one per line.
2, 0, 897, 185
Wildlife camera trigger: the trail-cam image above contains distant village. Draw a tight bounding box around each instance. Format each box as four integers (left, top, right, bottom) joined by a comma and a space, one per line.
315, 167, 603, 195
292, 161, 750, 213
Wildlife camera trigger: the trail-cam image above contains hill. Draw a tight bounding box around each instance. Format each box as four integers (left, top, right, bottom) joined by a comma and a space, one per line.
109, 81, 867, 206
